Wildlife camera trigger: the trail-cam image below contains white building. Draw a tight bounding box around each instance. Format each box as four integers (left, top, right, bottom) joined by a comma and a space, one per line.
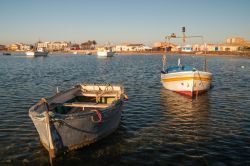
181, 45, 193, 52
37, 42, 50, 49
115, 43, 151, 52
19, 43, 32, 51
193, 44, 220, 51
37, 41, 70, 51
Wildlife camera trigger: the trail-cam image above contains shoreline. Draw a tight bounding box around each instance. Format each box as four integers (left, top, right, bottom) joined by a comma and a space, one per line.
1, 50, 250, 58
116, 51, 250, 58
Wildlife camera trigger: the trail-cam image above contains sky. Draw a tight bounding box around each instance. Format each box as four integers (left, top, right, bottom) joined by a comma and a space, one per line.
0, 0, 249, 45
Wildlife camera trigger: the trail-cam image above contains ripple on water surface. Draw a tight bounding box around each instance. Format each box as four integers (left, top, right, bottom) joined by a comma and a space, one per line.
0, 54, 250, 165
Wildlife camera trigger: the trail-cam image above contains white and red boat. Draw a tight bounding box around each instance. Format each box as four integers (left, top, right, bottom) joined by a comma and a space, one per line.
161, 62, 212, 97
161, 27, 212, 98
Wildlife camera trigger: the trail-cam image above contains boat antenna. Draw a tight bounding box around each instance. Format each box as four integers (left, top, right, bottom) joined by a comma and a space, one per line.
201, 38, 208, 72
162, 54, 167, 72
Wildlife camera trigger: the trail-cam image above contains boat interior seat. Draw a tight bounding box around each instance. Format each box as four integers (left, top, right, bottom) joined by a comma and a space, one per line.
63, 102, 110, 109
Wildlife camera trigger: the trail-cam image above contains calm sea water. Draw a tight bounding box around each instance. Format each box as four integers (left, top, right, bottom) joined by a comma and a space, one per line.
0, 53, 250, 165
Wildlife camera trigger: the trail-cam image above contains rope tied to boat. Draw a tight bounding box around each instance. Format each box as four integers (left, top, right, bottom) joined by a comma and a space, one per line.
92, 109, 102, 122
195, 70, 205, 99
95, 84, 114, 103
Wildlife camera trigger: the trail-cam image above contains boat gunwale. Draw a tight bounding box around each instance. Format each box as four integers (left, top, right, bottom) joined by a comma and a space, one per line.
29, 83, 125, 120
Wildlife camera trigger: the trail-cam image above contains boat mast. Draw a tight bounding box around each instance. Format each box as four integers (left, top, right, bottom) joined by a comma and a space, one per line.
182, 26, 186, 44
162, 36, 170, 72
204, 43, 208, 72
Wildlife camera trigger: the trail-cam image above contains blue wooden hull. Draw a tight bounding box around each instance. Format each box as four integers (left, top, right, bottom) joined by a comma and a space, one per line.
30, 101, 123, 157
29, 83, 126, 158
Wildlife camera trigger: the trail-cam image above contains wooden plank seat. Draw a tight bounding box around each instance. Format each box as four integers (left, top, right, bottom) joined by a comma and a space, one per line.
75, 90, 118, 97
63, 102, 110, 108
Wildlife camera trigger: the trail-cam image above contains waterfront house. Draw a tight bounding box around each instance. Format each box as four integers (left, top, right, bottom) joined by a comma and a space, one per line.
153, 42, 178, 51
115, 43, 151, 52
226, 37, 246, 45
193, 44, 220, 52
37, 41, 70, 51
19, 43, 32, 51
218, 37, 250, 51
7, 44, 21, 51
219, 43, 241, 51
181, 45, 193, 52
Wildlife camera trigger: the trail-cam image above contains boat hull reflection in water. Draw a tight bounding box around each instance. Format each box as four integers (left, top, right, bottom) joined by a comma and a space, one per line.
160, 88, 212, 143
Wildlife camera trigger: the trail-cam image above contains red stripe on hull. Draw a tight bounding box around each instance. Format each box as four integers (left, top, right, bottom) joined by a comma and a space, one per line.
175, 90, 208, 98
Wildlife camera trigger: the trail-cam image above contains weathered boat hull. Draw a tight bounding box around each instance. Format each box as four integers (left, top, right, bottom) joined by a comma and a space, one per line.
30, 101, 122, 156
161, 71, 212, 97
29, 84, 126, 157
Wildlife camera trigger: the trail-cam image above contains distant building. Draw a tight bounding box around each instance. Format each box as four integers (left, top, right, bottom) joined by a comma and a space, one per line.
115, 43, 151, 52
226, 37, 246, 44
181, 45, 193, 52
219, 37, 249, 51
19, 43, 32, 51
153, 42, 178, 51
8, 44, 21, 51
219, 43, 241, 51
37, 42, 50, 49
49, 42, 70, 51
70, 43, 80, 50
0, 45, 6, 50
37, 41, 70, 51
193, 44, 220, 51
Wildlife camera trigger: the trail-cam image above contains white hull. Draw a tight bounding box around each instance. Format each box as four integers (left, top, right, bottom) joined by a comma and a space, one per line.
97, 51, 114, 57
26, 51, 48, 57
25, 51, 35, 57
161, 71, 212, 97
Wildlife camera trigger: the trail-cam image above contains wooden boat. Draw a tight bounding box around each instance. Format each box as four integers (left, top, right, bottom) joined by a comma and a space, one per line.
2, 52, 11, 56
29, 83, 128, 158
161, 27, 212, 98
161, 61, 212, 97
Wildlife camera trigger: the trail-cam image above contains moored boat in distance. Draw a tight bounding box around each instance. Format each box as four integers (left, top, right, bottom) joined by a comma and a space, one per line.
29, 83, 128, 158
2, 52, 11, 56
161, 27, 212, 98
97, 47, 114, 57
85, 51, 92, 55
26, 48, 49, 57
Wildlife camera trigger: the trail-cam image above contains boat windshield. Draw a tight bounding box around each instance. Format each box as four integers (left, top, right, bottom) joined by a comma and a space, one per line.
166, 65, 196, 73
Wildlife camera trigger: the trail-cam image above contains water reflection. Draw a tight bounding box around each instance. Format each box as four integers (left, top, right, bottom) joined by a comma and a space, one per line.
160, 88, 212, 143
1, 54, 250, 165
